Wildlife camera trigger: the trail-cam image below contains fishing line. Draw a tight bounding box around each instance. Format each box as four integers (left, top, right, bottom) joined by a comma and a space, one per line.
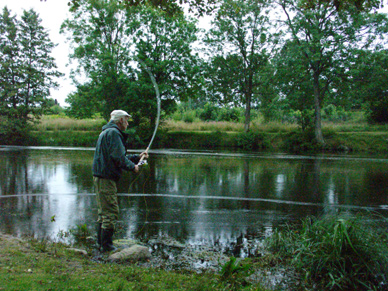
2, 193, 387, 211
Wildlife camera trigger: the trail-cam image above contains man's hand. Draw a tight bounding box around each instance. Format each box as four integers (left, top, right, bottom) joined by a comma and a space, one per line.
134, 165, 139, 173
140, 151, 149, 160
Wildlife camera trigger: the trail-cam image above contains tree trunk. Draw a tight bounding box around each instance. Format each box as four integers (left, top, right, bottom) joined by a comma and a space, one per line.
313, 74, 325, 145
244, 93, 252, 133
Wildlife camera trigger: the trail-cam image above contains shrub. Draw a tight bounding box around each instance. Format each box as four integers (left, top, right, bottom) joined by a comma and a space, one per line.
265, 213, 388, 290
182, 110, 197, 123
236, 132, 269, 150
282, 130, 319, 153
199, 103, 219, 121
218, 107, 241, 122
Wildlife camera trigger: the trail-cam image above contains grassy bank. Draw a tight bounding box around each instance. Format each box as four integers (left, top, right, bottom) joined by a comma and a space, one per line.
1, 213, 387, 290
0, 232, 270, 291
18, 116, 388, 153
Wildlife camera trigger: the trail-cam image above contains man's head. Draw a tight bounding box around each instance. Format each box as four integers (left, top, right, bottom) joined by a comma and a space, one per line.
110, 110, 130, 131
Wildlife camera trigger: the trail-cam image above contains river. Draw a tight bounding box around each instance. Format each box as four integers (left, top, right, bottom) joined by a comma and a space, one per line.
1, 146, 387, 256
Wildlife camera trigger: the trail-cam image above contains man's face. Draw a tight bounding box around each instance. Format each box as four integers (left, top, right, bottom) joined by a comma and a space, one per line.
118, 117, 129, 131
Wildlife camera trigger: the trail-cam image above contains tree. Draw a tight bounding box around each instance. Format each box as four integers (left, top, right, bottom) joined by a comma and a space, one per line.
204, 0, 274, 132
0, 7, 20, 121
276, 0, 388, 144
62, 0, 201, 128
128, 6, 202, 126
0, 7, 62, 144
66, 0, 219, 16
351, 49, 388, 123
18, 9, 62, 120
61, 0, 136, 120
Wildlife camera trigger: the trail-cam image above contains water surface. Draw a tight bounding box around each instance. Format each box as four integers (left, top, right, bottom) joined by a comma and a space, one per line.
1, 146, 387, 254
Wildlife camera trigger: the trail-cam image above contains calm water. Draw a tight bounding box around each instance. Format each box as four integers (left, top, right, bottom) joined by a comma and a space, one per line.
1, 146, 388, 252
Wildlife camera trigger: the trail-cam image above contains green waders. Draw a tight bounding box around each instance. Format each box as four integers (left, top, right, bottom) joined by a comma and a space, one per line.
94, 177, 119, 252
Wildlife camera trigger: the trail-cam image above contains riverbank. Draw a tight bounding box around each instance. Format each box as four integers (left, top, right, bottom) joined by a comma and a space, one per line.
0, 231, 277, 291
1, 213, 387, 290
1, 116, 386, 154
27, 129, 388, 155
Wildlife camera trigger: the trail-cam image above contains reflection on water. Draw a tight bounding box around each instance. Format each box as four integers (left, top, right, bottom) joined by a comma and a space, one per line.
1, 146, 388, 252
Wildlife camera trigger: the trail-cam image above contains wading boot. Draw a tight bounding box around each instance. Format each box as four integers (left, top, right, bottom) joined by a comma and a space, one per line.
96, 223, 102, 250
101, 228, 117, 253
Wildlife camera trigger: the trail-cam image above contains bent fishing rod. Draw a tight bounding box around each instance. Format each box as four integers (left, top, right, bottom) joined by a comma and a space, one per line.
134, 57, 161, 166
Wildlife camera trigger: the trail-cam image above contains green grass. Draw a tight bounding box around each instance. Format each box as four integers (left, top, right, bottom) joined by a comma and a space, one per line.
0, 233, 267, 291
1, 213, 387, 290
265, 213, 388, 290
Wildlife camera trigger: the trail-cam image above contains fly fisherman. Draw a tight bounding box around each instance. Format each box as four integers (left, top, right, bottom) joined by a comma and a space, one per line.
93, 109, 148, 252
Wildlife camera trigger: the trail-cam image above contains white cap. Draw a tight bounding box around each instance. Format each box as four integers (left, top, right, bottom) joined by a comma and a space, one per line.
110, 110, 130, 122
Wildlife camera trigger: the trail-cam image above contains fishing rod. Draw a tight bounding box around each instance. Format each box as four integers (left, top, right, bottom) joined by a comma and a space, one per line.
134, 57, 161, 166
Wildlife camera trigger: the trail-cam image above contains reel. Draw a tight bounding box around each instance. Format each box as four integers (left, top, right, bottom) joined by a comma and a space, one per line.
137, 159, 148, 166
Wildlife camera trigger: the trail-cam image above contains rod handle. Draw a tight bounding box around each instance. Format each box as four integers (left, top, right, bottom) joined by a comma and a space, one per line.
138, 147, 149, 165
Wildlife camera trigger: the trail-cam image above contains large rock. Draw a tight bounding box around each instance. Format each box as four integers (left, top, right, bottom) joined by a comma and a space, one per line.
108, 244, 151, 262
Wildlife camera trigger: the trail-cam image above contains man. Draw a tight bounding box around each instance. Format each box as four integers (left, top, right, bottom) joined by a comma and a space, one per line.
92, 109, 148, 252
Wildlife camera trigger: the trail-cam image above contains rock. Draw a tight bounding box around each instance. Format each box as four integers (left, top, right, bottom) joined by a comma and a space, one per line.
67, 248, 88, 256
148, 236, 185, 249
113, 239, 137, 248
108, 245, 151, 262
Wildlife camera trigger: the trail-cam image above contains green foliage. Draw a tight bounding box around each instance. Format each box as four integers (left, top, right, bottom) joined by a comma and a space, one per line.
349, 50, 388, 124
219, 257, 252, 289
274, 1, 388, 143
218, 107, 241, 122
0, 7, 62, 143
48, 105, 65, 116
62, 0, 201, 129
182, 110, 197, 123
199, 102, 219, 121
0, 117, 37, 146
204, 0, 274, 132
265, 213, 388, 291
236, 132, 269, 150
282, 130, 319, 152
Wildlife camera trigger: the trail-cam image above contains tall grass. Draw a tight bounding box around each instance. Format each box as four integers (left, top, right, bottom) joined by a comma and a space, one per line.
35, 114, 381, 134
163, 119, 382, 134
163, 120, 244, 132
265, 213, 388, 290
35, 115, 105, 131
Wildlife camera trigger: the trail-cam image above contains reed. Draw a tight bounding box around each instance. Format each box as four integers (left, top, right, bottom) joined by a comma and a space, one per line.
265, 213, 388, 290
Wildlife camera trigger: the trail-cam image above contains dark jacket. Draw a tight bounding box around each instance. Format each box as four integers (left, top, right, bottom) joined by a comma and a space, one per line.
92, 121, 140, 181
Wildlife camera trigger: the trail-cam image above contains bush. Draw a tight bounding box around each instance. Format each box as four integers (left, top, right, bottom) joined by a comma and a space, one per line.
182, 110, 197, 123
265, 213, 388, 291
0, 118, 37, 146
218, 107, 242, 122
236, 132, 269, 150
199, 103, 219, 121
282, 130, 319, 153
322, 104, 350, 122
